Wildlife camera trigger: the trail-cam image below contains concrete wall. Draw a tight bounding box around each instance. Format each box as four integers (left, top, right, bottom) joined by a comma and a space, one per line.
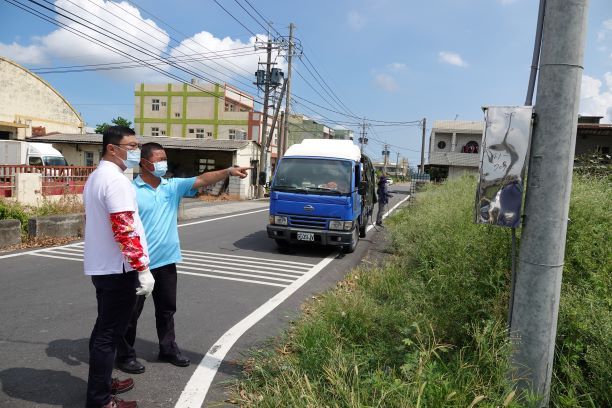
0, 219, 21, 246
448, 165, 478, 179
0, 57, 84, 139
28, 213, 84, 238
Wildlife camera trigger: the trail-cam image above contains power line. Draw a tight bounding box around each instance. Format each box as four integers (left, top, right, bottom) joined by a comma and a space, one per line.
211, 0, 258, 38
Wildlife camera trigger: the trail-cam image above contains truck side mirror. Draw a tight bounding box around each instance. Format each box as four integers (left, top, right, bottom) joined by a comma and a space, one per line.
358, 181, 367, 196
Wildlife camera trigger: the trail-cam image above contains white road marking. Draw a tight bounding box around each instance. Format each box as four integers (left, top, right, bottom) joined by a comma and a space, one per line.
180, 255, 309, 273
179, 260, 304, 279
178, 264, 295, 283
181, 249, 316, 267
177, 271, 287, 288
175, 193, 411, 408
29, 253, 82, 262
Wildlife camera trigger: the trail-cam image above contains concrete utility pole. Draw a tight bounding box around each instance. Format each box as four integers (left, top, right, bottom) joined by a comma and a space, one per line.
359, 120, 367, 154
509, 1, 589, 405
277, 111, 285, 160
266, 80, 288, 150
420, 117, 426, 173
395, 152, 400, 177
257, 38, 273, 198
282, 23, 295, 157
383, 144, 389, 173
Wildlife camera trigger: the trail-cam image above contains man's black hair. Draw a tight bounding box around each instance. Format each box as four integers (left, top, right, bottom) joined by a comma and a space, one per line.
140, 142, 165, 162
102, 126, 135, 155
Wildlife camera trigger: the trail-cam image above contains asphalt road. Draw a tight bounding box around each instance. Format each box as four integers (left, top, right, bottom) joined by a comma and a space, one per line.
0, 183, 411, 408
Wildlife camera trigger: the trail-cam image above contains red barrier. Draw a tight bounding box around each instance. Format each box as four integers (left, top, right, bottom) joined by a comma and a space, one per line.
0, 165, 96, 197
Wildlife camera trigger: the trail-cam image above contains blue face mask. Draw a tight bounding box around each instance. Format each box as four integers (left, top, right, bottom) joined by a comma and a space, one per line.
151, 160, 168, 178
115, 146, 141, 169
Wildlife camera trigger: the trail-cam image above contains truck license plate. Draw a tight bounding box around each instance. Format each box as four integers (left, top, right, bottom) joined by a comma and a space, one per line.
296, 232, 315, 241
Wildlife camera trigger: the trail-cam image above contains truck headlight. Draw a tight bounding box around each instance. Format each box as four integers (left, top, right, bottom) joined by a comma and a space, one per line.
330, 220, 353, 231
274, 215, 288, 225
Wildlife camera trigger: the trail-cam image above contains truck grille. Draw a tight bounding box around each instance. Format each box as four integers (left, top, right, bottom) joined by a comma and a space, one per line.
289, 215, 331, 230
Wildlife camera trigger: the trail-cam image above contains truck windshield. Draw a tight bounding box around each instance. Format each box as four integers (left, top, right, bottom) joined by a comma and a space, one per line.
43, 156, 68, 166
273, 158, 352, 195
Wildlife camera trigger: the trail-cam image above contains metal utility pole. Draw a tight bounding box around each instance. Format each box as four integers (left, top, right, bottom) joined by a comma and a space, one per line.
282, 23, 295, 157
257, 39, 273, 198
509, 0, 589, 405
420, 117, 426, 173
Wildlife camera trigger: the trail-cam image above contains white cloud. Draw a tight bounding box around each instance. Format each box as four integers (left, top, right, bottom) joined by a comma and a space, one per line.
170, 32, 279, 83
347, 11, 366, 31
580, 73, 612, 123
0, 42, 48, 65
387, 62, 407, 71
598, 19, 612, 42
0, 0, 266, 83
438, 51, 468, 67
374, 73, 398, 92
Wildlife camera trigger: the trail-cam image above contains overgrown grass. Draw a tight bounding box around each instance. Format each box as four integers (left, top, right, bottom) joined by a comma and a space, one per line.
233, 174, 610, 407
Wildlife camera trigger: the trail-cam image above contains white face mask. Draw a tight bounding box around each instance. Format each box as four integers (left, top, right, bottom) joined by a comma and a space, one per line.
114, 145, 141, 169
151, 160, 168, 178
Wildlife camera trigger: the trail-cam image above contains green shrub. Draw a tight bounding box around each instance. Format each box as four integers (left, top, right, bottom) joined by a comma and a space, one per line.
0, 199, 29, 233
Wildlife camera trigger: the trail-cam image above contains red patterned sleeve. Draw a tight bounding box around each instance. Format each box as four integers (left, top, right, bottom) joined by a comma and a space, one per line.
109, 211, 149, 272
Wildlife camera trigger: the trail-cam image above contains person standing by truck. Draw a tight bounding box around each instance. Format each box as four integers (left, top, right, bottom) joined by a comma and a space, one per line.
376, 174, 392, 226
115, 142, 250, 373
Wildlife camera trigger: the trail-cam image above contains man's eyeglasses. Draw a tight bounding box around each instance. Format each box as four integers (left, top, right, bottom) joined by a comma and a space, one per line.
114, 143, 140, 151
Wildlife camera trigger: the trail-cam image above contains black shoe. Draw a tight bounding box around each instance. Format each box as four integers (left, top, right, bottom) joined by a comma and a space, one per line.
158, 353, 190, 367
116, 359, 145, 374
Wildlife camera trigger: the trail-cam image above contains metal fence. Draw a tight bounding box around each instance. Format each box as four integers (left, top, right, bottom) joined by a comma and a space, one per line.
409, 172, 431, 200
0, 165, 96, 197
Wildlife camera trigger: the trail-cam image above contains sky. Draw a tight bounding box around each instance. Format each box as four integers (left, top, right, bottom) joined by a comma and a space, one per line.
1, 0, 611, 165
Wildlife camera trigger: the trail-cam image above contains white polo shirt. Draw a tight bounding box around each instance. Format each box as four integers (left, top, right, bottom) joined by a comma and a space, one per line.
83, 160, 149, 276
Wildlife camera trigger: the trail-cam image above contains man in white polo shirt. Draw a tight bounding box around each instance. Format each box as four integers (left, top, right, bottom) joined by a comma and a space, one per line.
115, 142, 249, 373
83, 126, 155, 408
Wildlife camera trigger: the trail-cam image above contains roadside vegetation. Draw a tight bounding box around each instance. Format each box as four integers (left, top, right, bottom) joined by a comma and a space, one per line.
0, 195, 82, 234
232, 167, 610, 407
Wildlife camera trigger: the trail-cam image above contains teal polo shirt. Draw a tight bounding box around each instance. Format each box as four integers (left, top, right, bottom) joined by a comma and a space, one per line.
133, 176, 197, 269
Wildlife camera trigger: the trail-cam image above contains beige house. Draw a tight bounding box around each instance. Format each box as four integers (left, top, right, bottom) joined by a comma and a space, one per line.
0, 57, 85, 140
428, 120, 484, 179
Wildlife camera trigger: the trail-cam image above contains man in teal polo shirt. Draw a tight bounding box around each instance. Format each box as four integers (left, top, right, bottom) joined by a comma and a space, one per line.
116, 142, 250, 373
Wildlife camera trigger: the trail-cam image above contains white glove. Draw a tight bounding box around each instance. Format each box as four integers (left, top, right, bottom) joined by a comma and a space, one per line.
136, 268, 155, 297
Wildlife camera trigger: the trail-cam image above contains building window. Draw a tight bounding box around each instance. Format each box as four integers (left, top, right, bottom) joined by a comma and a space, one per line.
151, 127, 159, 136
161, 130, 166, 136
228, 129, 236, 140
207, 132, 213, 139
462, 141, 479, 154
174, 112, 180, 118
199, 158, 215, 173
195, 128, 205, 138
161, 101, 167, 107
152, 99, 160, 111
85, 152, 94, 167
189, 129, 194, 134
437, 141, 446, 150
224, 102, 235, 112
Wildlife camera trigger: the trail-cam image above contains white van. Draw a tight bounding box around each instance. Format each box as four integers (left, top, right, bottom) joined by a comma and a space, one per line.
0, 140, 68, 166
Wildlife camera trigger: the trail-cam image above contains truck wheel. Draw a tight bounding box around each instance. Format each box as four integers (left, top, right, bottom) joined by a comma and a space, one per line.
343, 228, 359, 253
275, 239, 290, 249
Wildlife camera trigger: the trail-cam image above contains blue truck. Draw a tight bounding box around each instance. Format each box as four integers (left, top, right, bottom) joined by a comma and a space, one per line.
267, 139, 377, 253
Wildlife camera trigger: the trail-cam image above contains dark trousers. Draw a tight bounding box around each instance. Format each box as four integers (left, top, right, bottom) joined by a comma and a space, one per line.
376, 201, 387, 224
86, 271, 138, 408
116, 263, 179, 362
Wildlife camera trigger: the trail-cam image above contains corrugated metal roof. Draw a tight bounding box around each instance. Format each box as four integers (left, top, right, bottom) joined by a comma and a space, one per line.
27, 134, 255, 151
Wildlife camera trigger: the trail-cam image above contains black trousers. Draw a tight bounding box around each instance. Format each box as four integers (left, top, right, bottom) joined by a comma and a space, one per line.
86, 271, 138, 408
116, 263, 179, 362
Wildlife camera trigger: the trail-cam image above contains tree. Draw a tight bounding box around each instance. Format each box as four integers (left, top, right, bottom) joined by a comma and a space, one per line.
95, 116, 133, 134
